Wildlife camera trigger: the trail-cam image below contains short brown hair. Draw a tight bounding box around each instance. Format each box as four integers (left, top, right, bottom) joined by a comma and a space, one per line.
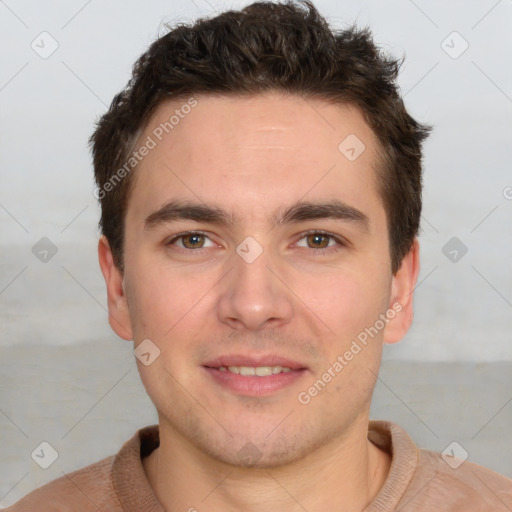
90, 0, 431, 275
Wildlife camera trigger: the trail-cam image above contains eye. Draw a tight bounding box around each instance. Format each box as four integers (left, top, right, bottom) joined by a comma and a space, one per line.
295, 231, 345, 252
166, 231, 216, 250
165, 230, 346, 254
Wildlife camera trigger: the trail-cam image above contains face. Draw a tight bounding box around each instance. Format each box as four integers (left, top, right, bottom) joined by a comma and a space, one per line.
99, 92, 419, 468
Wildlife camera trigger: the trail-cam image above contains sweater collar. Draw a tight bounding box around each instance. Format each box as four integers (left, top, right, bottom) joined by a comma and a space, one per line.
365, 420, 420, 511
112, 424, 165, 512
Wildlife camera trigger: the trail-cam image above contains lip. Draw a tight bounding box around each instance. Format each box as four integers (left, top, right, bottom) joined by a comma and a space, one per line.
202, 354, 307, 370
202, 354, 308, 397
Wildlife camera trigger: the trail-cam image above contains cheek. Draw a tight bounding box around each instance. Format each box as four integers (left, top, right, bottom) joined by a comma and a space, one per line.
294, 266, 389, 340
123, 263, 172, 340
125, 260, 219, 345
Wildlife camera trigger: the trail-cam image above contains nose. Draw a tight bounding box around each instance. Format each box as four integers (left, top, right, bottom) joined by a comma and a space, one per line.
216, 240, 294, 331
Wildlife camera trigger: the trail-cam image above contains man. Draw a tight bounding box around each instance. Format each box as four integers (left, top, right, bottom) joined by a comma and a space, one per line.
6, 1, 511, 510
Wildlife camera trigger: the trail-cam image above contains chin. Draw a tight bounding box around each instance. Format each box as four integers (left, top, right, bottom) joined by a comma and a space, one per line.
191, 422, 325, 470
207, 440, 311, 469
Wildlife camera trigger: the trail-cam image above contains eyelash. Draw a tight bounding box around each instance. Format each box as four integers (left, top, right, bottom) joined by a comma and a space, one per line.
165, 230, 347, 255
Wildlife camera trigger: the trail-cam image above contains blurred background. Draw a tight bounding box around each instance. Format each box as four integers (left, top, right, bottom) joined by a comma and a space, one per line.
1, 0, 511, 506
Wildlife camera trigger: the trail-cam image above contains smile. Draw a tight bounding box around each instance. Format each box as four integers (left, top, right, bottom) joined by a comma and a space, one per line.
218, 365, 292, 376
203, 362, 307, 396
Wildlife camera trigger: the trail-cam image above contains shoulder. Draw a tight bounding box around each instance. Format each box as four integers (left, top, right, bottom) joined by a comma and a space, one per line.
2, 425, 160, 512
367, 420, 512, 511
398, 448, 512, 511
2, 455, 120, 512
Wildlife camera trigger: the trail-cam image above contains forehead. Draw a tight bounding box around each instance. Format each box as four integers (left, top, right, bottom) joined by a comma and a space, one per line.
126, 92, 384, 230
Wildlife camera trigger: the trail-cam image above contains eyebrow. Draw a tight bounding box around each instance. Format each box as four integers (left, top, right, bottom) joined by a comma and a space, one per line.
143, 199, 370, 232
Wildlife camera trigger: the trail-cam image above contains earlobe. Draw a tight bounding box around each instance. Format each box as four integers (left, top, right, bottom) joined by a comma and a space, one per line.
383, 239, 420, 345
97, 235, 133, 341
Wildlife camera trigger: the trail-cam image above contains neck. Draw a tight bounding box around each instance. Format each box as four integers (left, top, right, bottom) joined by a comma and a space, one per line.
143, 416, 391, 512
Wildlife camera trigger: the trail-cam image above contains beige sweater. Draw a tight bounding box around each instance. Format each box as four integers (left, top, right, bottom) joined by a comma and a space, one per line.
4, 421, 511, 511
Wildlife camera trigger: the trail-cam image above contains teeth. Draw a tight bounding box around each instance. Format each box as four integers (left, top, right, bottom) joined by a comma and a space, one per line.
219, 365, 293, 376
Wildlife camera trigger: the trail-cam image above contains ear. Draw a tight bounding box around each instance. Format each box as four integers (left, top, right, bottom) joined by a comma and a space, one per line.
383, 238, 420, 345
97, 235, 133, 341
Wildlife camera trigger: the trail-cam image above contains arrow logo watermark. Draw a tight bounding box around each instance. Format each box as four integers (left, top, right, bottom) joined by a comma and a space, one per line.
134, 338, 161, 366
442, 236, 468, 263
32, 237, 58, 263
31, 441, 59, 469
441, 31, 469, 60
236, 236, 263, 264
30, 31, 59, 60
338, 134, 366, 162
237, 442, 263, 466
441, 441, 468, 469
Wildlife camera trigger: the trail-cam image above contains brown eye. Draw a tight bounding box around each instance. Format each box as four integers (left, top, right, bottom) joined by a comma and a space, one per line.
181, 233, 205, 249
295, 231, 345, 253
306, 233, 330, 249
167, 231, 215, 250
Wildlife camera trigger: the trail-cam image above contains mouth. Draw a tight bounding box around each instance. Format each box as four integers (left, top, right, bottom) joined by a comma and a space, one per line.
217, 365, 294, 376
202, 355, 308, 396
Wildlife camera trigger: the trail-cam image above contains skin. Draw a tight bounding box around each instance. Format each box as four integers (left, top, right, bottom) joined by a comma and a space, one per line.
98, 92, 420, 511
